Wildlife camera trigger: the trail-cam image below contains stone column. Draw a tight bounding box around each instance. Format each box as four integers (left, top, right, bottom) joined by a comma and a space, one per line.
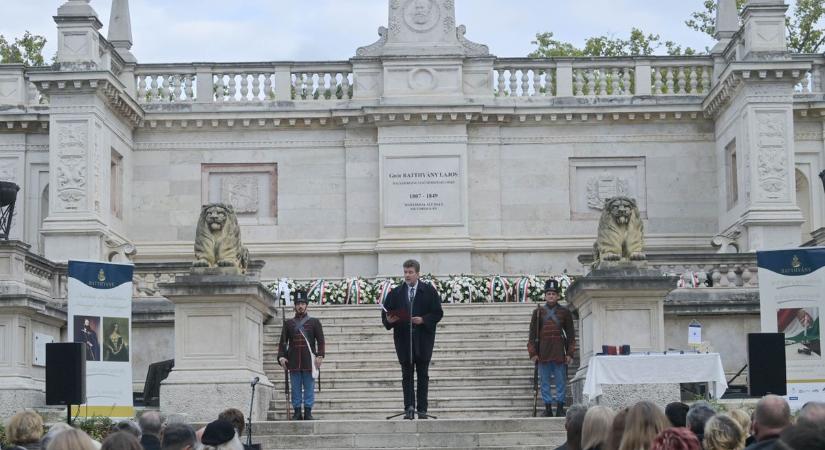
159, 271, 275, 422
567, 263, 677, 408
0, 241, 64, 419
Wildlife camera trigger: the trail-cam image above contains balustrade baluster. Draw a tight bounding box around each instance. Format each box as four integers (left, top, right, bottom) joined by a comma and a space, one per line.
598, 68, 608, 96
622, 69, 632, 95
677, 67, 686, 94
137, 76, 147, 102
665, 67, 674, 94
171, 75, 182, 101
251, 74, 260, 100
240, 73, 249, 101
264, 74, 273, 100
160, 76, 170, 102
291, 74, 299, 100
516, 70, 526, 97
545, 69, 554, 96
215, 74, 225, 102
700, 67, 710, 93
302, 73, 310, 99
585, 69, 595, 96
574, 70, 584, 96
653, 68, 663, 95
343, 72, 352, 99
532, 70, 542, 96
610, 68, 619, 95
495, 70, 504, 96
689, 67, 698, 94
149, 77, 159, 102
508, 69, 517, 96
227, 74, 237, 102
185, 75, 195, 100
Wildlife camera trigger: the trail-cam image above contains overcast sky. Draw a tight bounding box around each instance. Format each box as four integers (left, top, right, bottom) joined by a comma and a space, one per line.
3, 1, 737, 63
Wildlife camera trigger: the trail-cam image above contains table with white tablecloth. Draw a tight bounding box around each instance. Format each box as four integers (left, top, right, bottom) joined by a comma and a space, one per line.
582, 353, 728, 400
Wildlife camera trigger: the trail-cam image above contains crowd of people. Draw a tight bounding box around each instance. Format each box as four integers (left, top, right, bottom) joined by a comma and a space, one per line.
3, 408, 249, 450
555, 395, 825, 450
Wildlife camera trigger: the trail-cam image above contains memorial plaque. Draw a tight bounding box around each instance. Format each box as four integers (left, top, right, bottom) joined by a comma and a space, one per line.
383, 155, 462, 227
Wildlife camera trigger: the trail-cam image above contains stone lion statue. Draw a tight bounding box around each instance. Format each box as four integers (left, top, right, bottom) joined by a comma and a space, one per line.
593, 196, 646, 265
193, 203, 249, 273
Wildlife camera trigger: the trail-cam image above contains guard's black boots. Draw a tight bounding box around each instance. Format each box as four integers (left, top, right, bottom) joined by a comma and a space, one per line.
404, 406, 415, 420
555, 403, 565, 417
542, 403, 553, 417
303, 407, 313, 420
292, 408, 302, 420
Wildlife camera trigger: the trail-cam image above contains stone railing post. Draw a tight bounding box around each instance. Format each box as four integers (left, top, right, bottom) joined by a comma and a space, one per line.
274, 66, 292, 101
0, 65, 27, 105
635, 59, 652, 96
556, 60, 573, 97
194, 64, 213, 103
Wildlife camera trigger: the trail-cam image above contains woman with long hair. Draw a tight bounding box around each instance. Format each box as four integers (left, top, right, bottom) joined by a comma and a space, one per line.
103, 322, 128, 361
607, 407, 629, 450
582, 406, 617, 450
101, 431, 142, 450
620, 401, 671, 450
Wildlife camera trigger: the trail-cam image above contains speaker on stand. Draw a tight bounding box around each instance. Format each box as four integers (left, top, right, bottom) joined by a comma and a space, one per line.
747, 333, 787, 396
46, 342, 87, 424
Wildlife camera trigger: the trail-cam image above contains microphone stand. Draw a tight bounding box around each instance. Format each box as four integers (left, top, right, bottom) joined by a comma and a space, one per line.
244, 377, 261, 450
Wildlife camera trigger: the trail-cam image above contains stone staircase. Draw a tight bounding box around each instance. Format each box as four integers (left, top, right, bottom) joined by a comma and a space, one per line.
263, 303, 579, 421
246, 418, 566, 449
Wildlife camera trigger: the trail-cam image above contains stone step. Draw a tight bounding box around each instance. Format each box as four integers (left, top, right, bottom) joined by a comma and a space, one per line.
276, 304, 542, 316
262, 345, 525, 358
266, 330, 531, 342
268, 337, 529, 352
265, 407, 560, 421
291, 385, 533, 398
270, 375, 534, 389
263, 365, 535, 379
266, 311, 539, 326
277, 395, 536, 411
255, 432, 562, 449
262, 353, 530, 367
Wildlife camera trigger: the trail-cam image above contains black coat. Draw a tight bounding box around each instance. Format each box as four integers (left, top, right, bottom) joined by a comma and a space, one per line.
381, 281, 443, 364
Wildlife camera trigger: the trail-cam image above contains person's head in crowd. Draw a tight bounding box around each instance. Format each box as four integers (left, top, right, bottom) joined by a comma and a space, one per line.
581, 406, 616, 450
620, 401, 670, 450
607, 407, 629, 450
703, 414, 745, 450
217, 408, 245, 437
139, 411, 163, 437
112, 419, 141, 438
797, 401, 825, 427
46, 428, 96, 450
200, 420, 243, 450
564, 404, 588, 450
752, 394, 791, 442
665, 402, 690, 428
161, 422, 196, 450
651, 427, 701, 450
101, 431, 142, 450
39, 422, 72, 449
6, 410, 44, 447
686, 401, 716, 439
777, 423, 825, 450
726, 409, 751, 438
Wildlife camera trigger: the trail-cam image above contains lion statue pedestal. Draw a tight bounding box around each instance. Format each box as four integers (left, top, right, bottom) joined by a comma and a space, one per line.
566, 196, 679, 409
158, 203, 275, 422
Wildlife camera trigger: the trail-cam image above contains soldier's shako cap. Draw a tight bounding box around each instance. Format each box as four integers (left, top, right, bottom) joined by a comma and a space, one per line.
544, 278, 561, 293
201, 420, 235, 446
294, 290, 309, 304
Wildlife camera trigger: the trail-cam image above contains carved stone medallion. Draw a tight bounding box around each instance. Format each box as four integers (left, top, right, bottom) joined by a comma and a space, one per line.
221, 175, 259, 213
403, 0, 440, 33
586, 172, 631, 210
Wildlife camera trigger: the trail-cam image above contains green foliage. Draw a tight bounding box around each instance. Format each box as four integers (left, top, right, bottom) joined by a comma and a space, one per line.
74, 415, 114, 443
0, 422, 8, 448
0, 31, 48, 66
686, 0, 824, 53
529, 28, 697, 58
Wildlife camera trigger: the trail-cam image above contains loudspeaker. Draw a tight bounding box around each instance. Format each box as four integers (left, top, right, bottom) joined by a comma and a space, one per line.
747, 333, 787, 396
46, 343, 86, 405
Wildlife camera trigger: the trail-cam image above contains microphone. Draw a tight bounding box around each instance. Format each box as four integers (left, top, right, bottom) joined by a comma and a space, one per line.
251, 376, 260, 387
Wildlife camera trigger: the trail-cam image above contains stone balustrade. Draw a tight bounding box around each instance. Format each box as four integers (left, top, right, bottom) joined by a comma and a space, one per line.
793, 55, 824, 94
493, 57, 713, 98
134, 62, 353, 104
0, 65, 49, 106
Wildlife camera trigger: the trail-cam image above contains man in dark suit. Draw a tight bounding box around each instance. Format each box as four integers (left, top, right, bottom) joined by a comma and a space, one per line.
382, 259, 443, 419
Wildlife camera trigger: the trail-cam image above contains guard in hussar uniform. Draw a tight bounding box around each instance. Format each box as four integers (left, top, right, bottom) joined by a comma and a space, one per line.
277, 290, 325, 420
528, 279, 576, 417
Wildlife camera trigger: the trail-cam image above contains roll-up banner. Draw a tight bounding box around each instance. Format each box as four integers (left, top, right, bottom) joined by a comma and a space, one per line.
757, 248, 825, 410
67, 260, 135, 417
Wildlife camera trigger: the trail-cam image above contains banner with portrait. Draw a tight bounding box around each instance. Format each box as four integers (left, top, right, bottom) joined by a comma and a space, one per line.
757, 248, 825, 410
67, 260, 134, 417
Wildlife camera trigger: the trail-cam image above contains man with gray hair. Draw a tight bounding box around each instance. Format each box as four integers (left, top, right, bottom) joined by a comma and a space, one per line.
554, 404, 588, 450
139, 410, 163, 450
744, 394, 791, 450
797, 401, 825, 427
686, 401, 716, 443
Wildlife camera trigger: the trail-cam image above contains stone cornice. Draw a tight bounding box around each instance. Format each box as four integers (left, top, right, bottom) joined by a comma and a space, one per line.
27, 71, 144, 128
702, 60, 812, 118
